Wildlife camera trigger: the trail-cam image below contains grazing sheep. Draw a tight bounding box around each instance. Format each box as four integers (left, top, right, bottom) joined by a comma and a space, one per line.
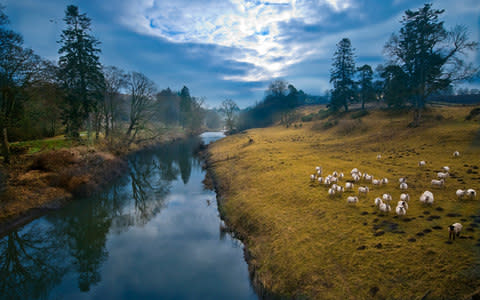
420, 191, 434, 205
318, 177, 324, 184
437, 172, 449, 179
456, 189, 465, 199
330, 176, 338, 184
364, 174, 374, 182
376, 154, 382, 160
400, 182, 408, 190
453, 151, 460, 157
328, 188, 336, 196
431, 179, 445, 188
382, 193, 392, 203
324, 177, 331, 185
419, 160, 426, 167
399, 177, 407, 184
395, 205, 407, 216
339, 173, 344, 180
316, 166, 322, 173
381, 178, 389, 185
347, 196, 359, 204
467, 189, 477, 200
448, 223, 463, 240
317, 170, 322, 177
400, 193, 410, 202
379, 202, 391, 213
358, 186, 369, 195
345, 182, 354, 190
442, 166, 450, 172
332, 171, 338, 177
353, 174, 361, 182
372, 179, 381, 185
374, 197, 383, 207
310, 174, 316, 182
351, 168, 359, 174
336, 185, 344, 193
397, 200, 409, 210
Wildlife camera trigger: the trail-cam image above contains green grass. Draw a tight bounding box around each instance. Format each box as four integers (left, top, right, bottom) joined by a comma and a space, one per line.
208, 105, 480, 299
11, 135, 76, 154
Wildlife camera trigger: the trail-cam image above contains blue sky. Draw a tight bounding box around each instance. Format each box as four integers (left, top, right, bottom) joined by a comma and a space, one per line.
3, 0, 480, 108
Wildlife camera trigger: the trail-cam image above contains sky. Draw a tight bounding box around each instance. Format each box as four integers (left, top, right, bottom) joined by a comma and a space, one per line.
3, 0, 480, 108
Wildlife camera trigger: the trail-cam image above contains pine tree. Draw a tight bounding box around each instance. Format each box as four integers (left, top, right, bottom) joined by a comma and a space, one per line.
57, 5, 104, 138
330, 38, 356, 112
179, 86, 191, 129
357, 64, 374, 110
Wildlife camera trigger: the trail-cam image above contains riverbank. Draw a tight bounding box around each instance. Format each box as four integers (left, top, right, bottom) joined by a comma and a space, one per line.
0, 130, 188, 236
206, 105, 480, 299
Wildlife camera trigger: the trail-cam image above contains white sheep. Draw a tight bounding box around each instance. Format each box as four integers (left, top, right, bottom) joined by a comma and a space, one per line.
431, 179, 445, 188
395, 205, 407, 216
364, 174, 373, 182
379, 202, 391, 213
399, 177, 407, 183
467, 189, 477, 200
420, 191, 434, 205
382, 193, 392, 203
328, 188, 336, 196
351, 168, 359, 174
358, 186, 369, 195
381, 178, 389, 185
377, 154, 382, 160
372, 179, 381, 185
347, 196, 359, 204
310, 174, 315, 182
353, 174, 361, 182
442, 166, 450, 172
316, 166, 322, 172
332, 171, 338, 177
339, 172, 344, 180
345, 182, 354, 190
317, 170, 322, 177
324, 178, 331, 185
318, 177, 324, 184
419, 160, 426, 167
374, 197, 383, 207
453, 151, 460, 157
397, 200, 409, 210
456, 189, 465, 199
437, 172, 449, 179
330, 176, 338, 184
400, 193, 410, 202
448, 223, 463, 240
336, 185, 344, 193
400, 182, 408, 190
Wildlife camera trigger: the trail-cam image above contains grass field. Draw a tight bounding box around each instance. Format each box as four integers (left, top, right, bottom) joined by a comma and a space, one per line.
208, 105, 480, 299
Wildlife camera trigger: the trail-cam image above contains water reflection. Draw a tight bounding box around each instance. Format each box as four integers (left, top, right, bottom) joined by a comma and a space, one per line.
0, 132, 256, 300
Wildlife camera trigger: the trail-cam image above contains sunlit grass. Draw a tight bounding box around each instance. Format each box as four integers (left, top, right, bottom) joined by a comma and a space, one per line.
208, 105, 480, 299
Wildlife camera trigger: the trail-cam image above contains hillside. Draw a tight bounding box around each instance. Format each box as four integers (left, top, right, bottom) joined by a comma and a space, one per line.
206, 105, 480, 299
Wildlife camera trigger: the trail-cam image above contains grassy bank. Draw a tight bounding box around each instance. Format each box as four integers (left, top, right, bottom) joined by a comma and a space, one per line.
207, 105, 480, 299
0, 128, 187, 234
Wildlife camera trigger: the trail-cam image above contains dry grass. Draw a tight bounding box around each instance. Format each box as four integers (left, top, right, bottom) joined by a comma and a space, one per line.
208, 105, 480, 299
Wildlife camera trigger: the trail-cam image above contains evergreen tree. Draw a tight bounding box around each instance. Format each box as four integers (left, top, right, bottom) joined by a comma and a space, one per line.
385, 4, 478, 125
330, 38, 356, 112
57, 5, 104, 138
356, 64, 374, 110
179, 86, 191, 129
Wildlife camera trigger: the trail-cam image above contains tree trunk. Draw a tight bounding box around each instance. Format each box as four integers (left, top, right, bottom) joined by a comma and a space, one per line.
1, 127, 10, 164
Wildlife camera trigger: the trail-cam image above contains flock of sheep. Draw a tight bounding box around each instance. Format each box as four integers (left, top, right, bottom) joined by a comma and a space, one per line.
309, 150, 477, 240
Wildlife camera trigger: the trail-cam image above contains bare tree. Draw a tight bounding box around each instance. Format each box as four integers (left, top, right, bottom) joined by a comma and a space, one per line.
220, 99, 239, 132
102, 66, 127, 140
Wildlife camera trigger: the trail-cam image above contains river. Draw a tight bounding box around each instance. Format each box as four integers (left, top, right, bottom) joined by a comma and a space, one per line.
0, 132, 258, 300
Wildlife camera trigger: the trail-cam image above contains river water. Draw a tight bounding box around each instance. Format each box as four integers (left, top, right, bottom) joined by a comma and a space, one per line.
0, 132, 258, 300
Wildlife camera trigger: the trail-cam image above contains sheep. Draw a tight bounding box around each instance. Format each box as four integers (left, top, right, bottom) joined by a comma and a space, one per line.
379, 202, 391, 213
347, 196, 359, 204
431, 179, 445, 188
316, 166, 322, 173
339, 173, 344, 180
442, 166, 450, 172
400, 193, 410, 202
466, 189, 477, 200
374, 197, 383, 207
382, 193, 392, 203
437, 172, 449, 179
420, 191, 434, 205
400, 182, 408, 190
328, 188, 336, 196
358, 186, 369, 195
353, 174, 361, 182
317, 177, 324, 184
456, 189, 465, 199
330, 176, 338, 184
317, 170, 322, 177
332, 171, 339, 177
324, 177, 331, 185
381, 178, 389, 185
351, 168, 359, 174
395, 205, 407, 216
364, 174, 374, 182
376, 154, 382, 160
399, 177, 407, 184
419, 160, 426, 167
372, 179, 381, 186
448, 223, 463, 240
453, 151, 460, 157
345, 182, 354, 190
310, 174, 316, 182
397, 200, 409, 210
336, 185, 344, 193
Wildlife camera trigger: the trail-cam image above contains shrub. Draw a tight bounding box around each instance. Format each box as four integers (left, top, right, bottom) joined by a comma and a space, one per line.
351, 110, 369, 119
336, 119, 367, 135
301, 114, 314, 122
466, 107, 480, 120
317, 109, 331, 120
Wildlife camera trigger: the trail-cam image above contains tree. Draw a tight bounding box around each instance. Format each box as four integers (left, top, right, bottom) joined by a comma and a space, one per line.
57, 5, 104, 138
385, 4, 478, 125
356, 64, 374, 110
220, 99, 239, 132
379, 64, 409, 108
330, 38, 356, 112
179, 86, 191, 129
0, 6, 40, 163
125, 71, 156, 144
102, 66, 127, 140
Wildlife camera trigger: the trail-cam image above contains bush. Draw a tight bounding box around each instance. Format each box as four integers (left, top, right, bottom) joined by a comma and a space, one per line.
466, 107, 480, 120
351, 110, 369, 119
301, 114, 314, 122
336, 119, 367, 135
317, 109, 331, 120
